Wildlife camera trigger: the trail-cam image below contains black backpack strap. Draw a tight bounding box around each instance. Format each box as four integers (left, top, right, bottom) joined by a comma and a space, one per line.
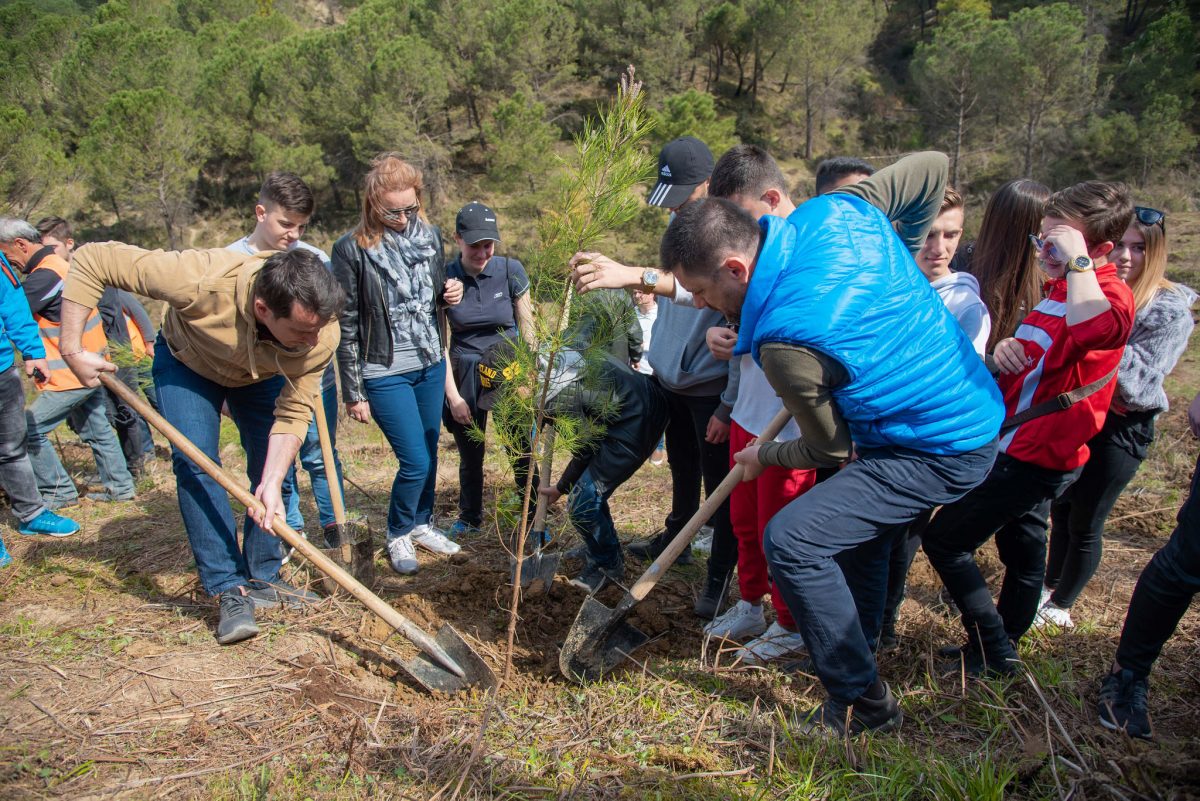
999, 366, 1119, 434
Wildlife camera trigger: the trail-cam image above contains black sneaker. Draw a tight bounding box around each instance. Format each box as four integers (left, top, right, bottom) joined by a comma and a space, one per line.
569, 562, 622, 594
1098, 669, 1152, 740
938, 641, 1019, 679
627, 530, 692, 566
216, 587, 259, 645
797, 683, 903, 735
322, 522, 341, 549
693, 572, 730, 620
878, 624, 899, 652
247, 578, 321, 610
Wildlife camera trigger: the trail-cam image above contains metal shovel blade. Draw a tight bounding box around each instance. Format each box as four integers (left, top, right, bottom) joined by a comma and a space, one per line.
399, 624, 497, 694
319, 515, 375, 595
559, 594, 649, 683
509, 530, 561, 589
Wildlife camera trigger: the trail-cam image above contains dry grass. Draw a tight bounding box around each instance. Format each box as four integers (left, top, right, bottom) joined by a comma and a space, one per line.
1, 216, 1198, 800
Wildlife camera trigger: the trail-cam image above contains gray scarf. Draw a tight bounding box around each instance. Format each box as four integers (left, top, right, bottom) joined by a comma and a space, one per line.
367, 217, 439, 362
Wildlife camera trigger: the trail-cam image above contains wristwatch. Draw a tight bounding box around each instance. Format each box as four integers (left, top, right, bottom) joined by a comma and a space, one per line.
1066, 255, 1095, 273
640, 269, 659, 292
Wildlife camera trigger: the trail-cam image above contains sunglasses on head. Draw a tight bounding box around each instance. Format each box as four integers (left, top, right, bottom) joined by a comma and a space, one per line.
1134, 206, 1166, 232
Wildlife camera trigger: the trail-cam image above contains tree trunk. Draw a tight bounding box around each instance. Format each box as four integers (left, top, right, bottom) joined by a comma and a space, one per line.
1024, 115, 1036, 178
804, 83, 814, 160
952, 93, 965, 187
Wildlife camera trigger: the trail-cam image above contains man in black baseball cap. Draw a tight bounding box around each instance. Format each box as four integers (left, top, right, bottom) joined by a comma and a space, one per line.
455, 201, 500, 244
646, 136, 715, 211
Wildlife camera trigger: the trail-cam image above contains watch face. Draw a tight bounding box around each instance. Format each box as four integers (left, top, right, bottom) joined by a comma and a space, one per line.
1071, 256, 1092, 271
643, 270, 658, 286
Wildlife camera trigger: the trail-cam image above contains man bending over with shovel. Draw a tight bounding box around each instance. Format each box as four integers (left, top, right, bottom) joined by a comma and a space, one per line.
56, 243, 344, 645
658, 151, 1004, 734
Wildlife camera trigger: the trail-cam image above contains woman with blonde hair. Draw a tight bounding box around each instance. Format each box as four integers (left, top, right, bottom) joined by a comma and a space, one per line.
332, 153, 464, 575
1038, 207, 1196, 629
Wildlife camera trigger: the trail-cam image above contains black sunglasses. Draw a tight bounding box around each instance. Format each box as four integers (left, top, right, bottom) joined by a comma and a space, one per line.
382, 202, 421, 220
1134, 206, 1166, 232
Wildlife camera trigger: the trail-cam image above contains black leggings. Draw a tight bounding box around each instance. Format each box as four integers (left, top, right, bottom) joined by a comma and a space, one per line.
1045, 411, 1155, 608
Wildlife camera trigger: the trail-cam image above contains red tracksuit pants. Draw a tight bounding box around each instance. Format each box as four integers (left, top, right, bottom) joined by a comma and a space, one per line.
729, 420, 816, 628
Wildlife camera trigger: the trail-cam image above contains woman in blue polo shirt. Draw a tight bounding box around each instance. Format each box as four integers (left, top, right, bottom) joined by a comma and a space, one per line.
443, 202, 536, 538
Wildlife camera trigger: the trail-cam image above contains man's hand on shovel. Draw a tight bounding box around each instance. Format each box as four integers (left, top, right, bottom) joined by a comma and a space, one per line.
63, 349, 116, 388
247, 432, 303, 533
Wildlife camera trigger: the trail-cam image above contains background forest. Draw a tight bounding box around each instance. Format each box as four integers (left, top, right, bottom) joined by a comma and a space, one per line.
1, 0, 1197, 259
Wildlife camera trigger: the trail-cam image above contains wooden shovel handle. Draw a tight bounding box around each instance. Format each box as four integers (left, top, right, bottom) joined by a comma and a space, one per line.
97, 373, 465, 679
529, 426, 556, 536
312, 391, 347, 526
628, 407, 793, 602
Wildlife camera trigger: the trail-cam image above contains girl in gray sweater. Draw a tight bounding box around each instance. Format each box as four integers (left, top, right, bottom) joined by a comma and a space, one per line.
1039, 207, 1196, 629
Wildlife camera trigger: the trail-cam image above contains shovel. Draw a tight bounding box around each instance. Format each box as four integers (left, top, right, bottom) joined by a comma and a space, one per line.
510, 425, 560, 589
97, 373, 496, 694
560, 407, 793, 683
311, 392, 375, 590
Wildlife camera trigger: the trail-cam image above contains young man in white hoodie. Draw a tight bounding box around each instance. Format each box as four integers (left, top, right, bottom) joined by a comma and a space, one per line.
879, 185, 991, 648
915, 187, 990, 356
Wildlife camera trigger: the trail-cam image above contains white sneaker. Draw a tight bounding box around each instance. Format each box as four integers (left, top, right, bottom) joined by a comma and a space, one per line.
692, 525, 714, 555
412, 524, 461, 555
1033, 601, 1074, 630
704, 599, 767, 640
387, 535, 419, 575
1039, 585, 1053, 609
737, 621, 807, 665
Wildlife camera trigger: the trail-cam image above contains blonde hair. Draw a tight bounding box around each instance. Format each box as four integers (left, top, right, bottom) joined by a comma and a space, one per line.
353, 153, 425, 249
1125, 217, 1176, 313
941, 185, 964, 214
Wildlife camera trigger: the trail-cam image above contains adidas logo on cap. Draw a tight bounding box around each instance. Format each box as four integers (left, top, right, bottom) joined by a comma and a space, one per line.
660, 165, 672, 177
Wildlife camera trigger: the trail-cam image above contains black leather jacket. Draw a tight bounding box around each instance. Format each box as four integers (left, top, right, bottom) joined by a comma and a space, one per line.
331, 227, 447, 403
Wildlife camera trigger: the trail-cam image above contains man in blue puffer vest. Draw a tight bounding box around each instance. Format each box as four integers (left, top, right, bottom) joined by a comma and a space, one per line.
658, 151, 1004, 734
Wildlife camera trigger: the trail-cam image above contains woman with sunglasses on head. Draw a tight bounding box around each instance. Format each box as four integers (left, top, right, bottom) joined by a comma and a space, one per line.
441, 202, 537, 540
1037, 207, 1196, 630
332, 153, 465, 575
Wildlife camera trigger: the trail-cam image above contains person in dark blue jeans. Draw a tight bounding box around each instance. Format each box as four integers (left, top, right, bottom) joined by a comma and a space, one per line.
58, 243, 346, 646
658, 152, 1005, 734
1097, 391, 1200, 740
332, 154, 464, 575
477, 343, 669, 594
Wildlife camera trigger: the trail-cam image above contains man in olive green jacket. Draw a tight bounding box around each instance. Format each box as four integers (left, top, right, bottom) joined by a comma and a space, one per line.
58, 242, 344, 645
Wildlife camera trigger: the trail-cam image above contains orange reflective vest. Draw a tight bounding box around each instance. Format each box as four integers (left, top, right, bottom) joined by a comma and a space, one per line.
33, 254, 109, 392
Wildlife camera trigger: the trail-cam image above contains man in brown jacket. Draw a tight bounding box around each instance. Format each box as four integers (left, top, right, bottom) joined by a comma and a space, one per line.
58, 243, 344, 645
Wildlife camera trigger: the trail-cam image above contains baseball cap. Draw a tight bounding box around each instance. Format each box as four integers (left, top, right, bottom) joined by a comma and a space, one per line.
646, 136, 715, 209
477, 340, 523, 411
456, 201, 500, 245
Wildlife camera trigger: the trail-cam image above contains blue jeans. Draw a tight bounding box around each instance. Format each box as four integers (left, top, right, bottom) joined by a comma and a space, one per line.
1115, 451, 1200, 679
764, 440, 998, 704
365, 361, 445, 541
26, 385, 135, 507
279, 380, 344, 531
568, 468, 622, 570
0, 367, 48, 522
153, 337, 286, 596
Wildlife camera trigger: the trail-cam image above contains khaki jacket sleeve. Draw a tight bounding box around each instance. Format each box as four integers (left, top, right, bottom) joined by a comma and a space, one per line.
65, 243, 233, 311
272, 367, 323, 441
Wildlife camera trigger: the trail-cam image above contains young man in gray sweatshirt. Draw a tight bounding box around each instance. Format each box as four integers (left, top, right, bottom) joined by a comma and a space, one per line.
570, 136, 737, 619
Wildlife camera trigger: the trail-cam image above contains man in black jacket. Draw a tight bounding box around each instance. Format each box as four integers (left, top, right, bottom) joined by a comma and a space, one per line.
478, 342, 669, 593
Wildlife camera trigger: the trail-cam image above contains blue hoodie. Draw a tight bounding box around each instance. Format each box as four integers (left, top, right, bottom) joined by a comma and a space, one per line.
0, 252, 45, 373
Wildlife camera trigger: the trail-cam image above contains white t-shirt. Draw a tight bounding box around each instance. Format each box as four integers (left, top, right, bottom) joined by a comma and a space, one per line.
635, 303, 656, 375
929, 271, 991, 358
730, 354, 801, 441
